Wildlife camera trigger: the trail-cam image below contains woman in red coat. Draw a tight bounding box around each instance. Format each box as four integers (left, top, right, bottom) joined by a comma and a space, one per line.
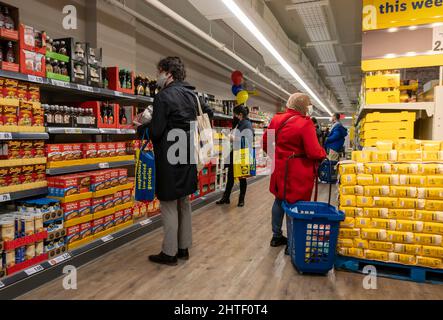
263, 93, 327, 249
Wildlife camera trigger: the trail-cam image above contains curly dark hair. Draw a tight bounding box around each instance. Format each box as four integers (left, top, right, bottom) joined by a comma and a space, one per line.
157, 57, 187, 82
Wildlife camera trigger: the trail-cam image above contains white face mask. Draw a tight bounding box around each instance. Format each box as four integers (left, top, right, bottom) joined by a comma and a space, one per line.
307, 105, 314, 116
157, 72, 171, 90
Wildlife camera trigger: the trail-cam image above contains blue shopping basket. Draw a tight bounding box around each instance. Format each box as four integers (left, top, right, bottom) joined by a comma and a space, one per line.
282, 156, 344, 274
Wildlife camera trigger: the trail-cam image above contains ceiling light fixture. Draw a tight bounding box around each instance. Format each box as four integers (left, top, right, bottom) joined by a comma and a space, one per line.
221, 0, 333, 116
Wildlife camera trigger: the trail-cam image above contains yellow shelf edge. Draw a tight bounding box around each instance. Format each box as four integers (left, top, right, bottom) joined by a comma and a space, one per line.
65, 214, 93, 228
92, 207, 115, 220
47, 155, 135, 169
0, 181, 47, 195
0, 157, 47, 168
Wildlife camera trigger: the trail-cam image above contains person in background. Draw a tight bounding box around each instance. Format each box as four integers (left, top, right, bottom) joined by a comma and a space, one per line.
311, 117, 322, 144
324, 113, 348, 161
263, 93, 326, 250
216, 105, 254, 208
142, 56, 212, 266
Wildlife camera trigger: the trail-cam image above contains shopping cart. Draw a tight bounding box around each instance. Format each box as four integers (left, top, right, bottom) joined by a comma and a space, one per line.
282, 156, 344, 274
318, 159, 338, 184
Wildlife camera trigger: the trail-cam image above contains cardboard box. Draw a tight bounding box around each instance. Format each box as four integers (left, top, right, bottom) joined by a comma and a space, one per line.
81, 143, 98, 159
115, 142, 126, 156
123, 207, 133, 223
92, 217, 104, 235
97, 143, 109, 158
103, 195, 114, 210
118, 168, 128, 185
66, 225, 80, 244
78, 198, 92, 217
109, 169, 120, 187
91, 197, 104, 213
103, 214, 115, 230
122, 189, 132, 203
114, 191, 123, 206
46, 144, 63, 162
62, 201, 79, 221
366, 90, 400, 105
79, 222, 92, 239
107, 143, 116, 157
114, 210, 124, 226
90, 172, 107, 192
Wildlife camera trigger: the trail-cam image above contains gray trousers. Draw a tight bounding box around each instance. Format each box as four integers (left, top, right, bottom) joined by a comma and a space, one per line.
161, 197, 193, 256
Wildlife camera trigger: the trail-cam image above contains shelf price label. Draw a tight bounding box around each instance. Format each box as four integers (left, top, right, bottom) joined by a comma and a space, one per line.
0, 194, 11, 203
48, 253, 71, 266
77, 84, 94, 92
65, 128, 82, 134
28, 75, 44, 84
433, 26, 443, 52
0, 281, 4, 289
24, 264, 44, 276
139, 219, 152, 226
114, 91, 124, 97
51, 79, 70, 88
0, 132, 12, 140
101, 235, 114, 242
99, 163, 110, 169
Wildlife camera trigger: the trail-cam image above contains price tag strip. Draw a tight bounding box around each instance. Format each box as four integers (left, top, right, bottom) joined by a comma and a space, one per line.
140, 219, 153, 226
51, 79, 71, 88
65, 128, 82, 134
24, 264, 44, 276
101, 235, 114, 242
77, 84, 94, 92
28, 75, 44, 83
0, 193, 11, 203
48, 253, 72, 266
0, 132, 12, 140
99, 163, 110, 169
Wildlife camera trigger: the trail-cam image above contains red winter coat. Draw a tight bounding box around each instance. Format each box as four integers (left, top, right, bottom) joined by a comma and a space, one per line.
263, 109, 327, 203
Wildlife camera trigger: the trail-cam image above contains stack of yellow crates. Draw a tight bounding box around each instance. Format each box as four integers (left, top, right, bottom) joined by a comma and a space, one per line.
365, 70, 400, 105
338, 139, 443, 269
358, 111, 416, 148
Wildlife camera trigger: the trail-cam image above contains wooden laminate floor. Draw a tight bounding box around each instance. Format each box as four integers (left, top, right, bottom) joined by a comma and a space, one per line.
20, 178, 443, 300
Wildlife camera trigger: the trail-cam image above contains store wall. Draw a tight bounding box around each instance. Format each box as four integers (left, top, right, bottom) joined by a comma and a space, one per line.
2, 0, 280, 112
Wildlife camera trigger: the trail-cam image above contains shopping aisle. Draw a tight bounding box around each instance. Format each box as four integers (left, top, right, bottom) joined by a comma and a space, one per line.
19, 178, 443, 300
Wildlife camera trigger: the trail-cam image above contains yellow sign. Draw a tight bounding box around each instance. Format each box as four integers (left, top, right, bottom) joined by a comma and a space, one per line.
363, 0, 443, 31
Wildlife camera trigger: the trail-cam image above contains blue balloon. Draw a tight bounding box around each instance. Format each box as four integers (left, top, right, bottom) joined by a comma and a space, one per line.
232, 85, 243, 96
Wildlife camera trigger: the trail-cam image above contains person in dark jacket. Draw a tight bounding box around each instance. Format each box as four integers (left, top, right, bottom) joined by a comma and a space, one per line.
216, 105, 254, 207
324, 113, 348, 161
311, 117, 322, 144
146, 57, 212, 266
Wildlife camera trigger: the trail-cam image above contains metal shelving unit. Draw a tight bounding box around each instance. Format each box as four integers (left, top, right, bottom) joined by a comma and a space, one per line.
47, 127, 136, 135
46, 160, 136, 176
0, 132, 49, 140
0, 187, 48, 204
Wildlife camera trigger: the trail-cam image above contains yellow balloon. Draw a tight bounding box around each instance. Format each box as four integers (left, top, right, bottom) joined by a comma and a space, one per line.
236, 90, 249, 105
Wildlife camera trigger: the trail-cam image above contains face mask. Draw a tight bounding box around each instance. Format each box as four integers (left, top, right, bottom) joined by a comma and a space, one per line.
307, 105, 314, 116
157, 72, 170, 90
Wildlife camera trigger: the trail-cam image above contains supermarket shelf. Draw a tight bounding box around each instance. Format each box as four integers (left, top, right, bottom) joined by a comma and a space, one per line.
356, 102, 436, 124
0, 131, 49, 140
47, 127, 136, 135
0, 175, 267, 299
46, 159, 135, 175
0, 185, 48, 204
0, 69, 154, 104
0, 158, 46, 168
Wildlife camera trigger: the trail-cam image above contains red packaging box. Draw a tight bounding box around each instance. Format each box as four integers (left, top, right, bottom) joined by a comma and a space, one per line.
114, 191, 123, 206
115, 142, 126, 156
20, 141, 34, 159
92, 217, 105, 235
61, 144, 79, 161
46, 144, 63, 162
81, 143, 98, 159
66, 225, 81, 244
123, 207, 133, 223
122, 189, 132, 203
103, 170, 112, 190
103, 214, 115, 230
107, 143, 116, 158
80, 222, 92, 239
114, 210, 124, 225
103, 194, 114, 210
78, 198, 92, 217
90, 172, 107, 192
97, 143, 109, 158
62, 201, 79, 221
91, 197, 104, 213
118, 168, 128, 185
75, 173, 91, 193
109, 169, 120, 187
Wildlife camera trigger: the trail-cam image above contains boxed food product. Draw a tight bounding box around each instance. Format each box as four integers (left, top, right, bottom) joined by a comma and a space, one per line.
18, 102, 33, 126
394, 243, 422, 255
398, 150, 422, 161
338, 238, 354, 248
103, 195, 114, 210
97, 143, 109, 158
123, 207, 132, 223
387, 231, 414, 243
416, 256, 443, 268
420, 164, 443, 175
339, 164, 356, 175
91, 197, 104, 213
390, 186, 417, 198
353, 238, 369, 249
341, 186, 356, 195
109, 169, 119, 187
422, 222, 443, 235
427, 176, 443, 187
338, 247, 365, 258
422, 151, 439, 161
398, 198, 417, 209
352, 151, 372, 162
107, 143, 116, 157
103, 214, 114, 230
118, 169, 128, 185
424, 200, 443, 211
92, 217, 105, 235
369, 241, 394, 252
364, 186, 382, 197
9, 166, 22, 185
114, 210, 124, 225
388, 253, 416, 265
396, 139, 421, 151
90, 171, 107, 192
46, 144, 63, 162
79, 222, 92, 239
63, 144, 82, 161
414, 233, 442, 245
357, 174, 374, 186
365, 250, 389, 261
362, 228, 387, 241
340, 195, 356, 207
20, 141, 34, 158
363, 208, 389, 218
78, 198, 91, 217
396, 220, 423, 232
81, 143, 98, 159
66, 225, 81, 244
371, 218, 396, 230
388, 209, 415, 220
339, 228, 361, 239
33, 141, 45, 157
115, 142, 126, 156
373, 197, 398, 208
357, 196, 374, 207
422, 246, 443, 258
415, 210, 443, 222
364, 163, 383, 174
355, 217, 371, 228
340, 174, 357, 186
62, 201, 79, 221
122, 189, 132, 203
3, 105, 18, 126
373, 174, 395, 185
418, 188, 443, 200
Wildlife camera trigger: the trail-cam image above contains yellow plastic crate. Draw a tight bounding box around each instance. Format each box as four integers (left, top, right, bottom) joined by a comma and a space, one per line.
365, 74, 400, 89
363, 111, 416, 123
360, 127, 414, 140
361, 121, 414, 132
365, 90, 400, 105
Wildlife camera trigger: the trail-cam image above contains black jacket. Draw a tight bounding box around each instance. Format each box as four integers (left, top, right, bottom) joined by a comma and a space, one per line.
140, 81, 213, 201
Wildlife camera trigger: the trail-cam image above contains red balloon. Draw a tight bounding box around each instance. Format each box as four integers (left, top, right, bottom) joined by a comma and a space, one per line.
231, 71, 243, 85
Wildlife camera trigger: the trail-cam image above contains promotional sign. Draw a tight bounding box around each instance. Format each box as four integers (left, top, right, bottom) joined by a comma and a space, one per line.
363, 0, 443, 31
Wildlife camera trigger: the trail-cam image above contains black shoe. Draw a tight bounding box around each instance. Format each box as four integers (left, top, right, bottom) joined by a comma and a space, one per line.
177, 249, 189, 260
149, 252, 178, 266
285, 245, 290, 256
270, 236, 287, 247
216, 197, 230, 205
238, 200, 245, 207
